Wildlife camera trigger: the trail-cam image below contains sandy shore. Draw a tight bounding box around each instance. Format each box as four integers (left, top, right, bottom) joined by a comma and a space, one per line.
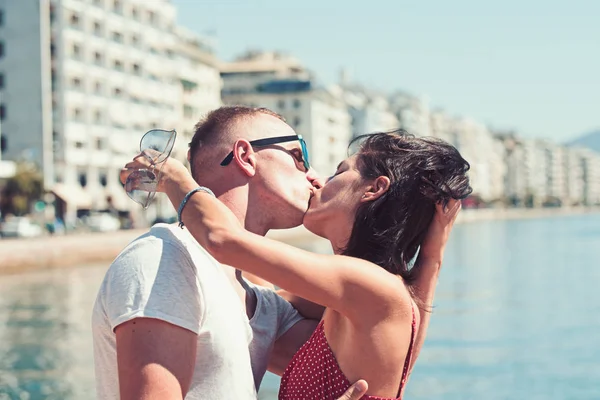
1, 207, 598, 274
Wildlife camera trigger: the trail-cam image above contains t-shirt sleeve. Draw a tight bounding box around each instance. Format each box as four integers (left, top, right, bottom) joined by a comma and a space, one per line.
270, 290, 305, 340
101, 233, 205, 334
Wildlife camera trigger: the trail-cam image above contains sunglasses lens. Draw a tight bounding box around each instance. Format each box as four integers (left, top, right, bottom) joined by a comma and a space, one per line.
300, 139, 310, 170
125, 169, 158, 209
140, 130, 176, 164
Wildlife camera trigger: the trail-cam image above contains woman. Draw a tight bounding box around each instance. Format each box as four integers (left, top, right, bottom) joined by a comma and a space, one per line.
124, 131, 471, 399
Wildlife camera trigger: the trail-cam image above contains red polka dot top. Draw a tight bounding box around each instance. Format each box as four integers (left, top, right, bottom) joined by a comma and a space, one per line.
279, 307, 416, 400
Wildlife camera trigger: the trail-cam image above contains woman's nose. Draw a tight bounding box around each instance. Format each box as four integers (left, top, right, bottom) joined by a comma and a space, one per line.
307, 168, 324, 189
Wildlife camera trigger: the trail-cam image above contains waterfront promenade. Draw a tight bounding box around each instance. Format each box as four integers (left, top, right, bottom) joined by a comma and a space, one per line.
1, 207, 598, 274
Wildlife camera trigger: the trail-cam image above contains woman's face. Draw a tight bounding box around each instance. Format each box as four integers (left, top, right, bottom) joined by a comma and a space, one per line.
303, 155, 369, 243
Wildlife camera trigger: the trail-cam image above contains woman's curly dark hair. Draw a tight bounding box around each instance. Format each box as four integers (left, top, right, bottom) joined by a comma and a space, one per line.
341, 130, 473, 285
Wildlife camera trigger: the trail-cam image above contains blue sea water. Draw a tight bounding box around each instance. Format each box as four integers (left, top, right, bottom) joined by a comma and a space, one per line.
0, 214, 599, 399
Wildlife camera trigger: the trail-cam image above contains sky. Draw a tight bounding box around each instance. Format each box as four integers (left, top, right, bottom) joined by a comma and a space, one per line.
172, 0, 599, 143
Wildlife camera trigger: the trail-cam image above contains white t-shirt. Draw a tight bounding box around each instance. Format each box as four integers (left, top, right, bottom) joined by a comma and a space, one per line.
246, 282, 304, 389
92, 224, 304, 400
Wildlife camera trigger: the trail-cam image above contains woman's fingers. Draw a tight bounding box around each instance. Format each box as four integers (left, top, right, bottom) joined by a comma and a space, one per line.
120, 153, 154, 185
434, 199, 462, 226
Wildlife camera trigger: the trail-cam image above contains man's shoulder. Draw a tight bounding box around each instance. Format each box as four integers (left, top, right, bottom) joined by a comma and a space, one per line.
114, 223, 209, 262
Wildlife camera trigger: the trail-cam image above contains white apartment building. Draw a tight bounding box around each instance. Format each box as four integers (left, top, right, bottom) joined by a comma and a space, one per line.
340, 81, 398, 138
389, 92, 431, 138
496, 134, 528, 205
221, 52, 352, 176
0, 0, 221, 224
453, 117, 506, 203
522, 139, 550, 207
563, 147, 586, 206
172, 26, 222, 160
581, 149, 600, 206
543, 142, 568, 204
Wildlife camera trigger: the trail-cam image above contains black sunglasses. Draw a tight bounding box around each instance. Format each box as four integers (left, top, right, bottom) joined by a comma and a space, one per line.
219, 135, 310, 171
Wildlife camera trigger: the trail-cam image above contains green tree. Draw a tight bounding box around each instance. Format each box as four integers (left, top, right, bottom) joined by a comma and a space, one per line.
0, 162, 44, 217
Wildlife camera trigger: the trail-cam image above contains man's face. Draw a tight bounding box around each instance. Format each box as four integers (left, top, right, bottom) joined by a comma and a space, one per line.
244, 114, 319, 229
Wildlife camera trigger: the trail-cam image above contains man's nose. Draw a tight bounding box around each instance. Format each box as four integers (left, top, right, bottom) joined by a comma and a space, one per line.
306, 168, 324, 189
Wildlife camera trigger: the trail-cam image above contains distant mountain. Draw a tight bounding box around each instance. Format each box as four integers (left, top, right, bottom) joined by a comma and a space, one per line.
568, 129, 600, 152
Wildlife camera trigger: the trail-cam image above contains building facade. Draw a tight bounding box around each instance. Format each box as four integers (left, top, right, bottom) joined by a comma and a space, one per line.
0, 0, 221, 223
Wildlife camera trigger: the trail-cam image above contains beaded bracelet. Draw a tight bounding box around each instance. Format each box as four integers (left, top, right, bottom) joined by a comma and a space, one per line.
178, 186, 215, 228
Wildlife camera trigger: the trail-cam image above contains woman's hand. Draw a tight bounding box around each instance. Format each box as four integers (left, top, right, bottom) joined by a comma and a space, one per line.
418, 199, 461, 262
120, 150, 193, 194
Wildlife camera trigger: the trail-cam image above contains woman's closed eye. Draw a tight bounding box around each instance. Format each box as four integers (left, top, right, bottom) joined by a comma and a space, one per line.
327, 168, 342, 182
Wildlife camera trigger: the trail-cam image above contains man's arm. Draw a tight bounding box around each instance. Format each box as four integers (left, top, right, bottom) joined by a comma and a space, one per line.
268, 318, 318, 376
276, 290, 325, 321
116, 318, 197, 400
100, 231, 204, 400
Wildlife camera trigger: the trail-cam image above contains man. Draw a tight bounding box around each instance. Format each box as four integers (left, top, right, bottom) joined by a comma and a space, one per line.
92, 106, 367, 399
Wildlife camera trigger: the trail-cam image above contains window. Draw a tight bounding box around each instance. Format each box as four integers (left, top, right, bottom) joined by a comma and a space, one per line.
94, 81, 102, 94
131, 34, 139, 46
50, 44, 56, 57
0, 104, 5, 121
277, 100, 285, 109
0, 134, 6, 153
93, 21, 102, 36
93, 0, 103, 6
148, 11, 156, 24
51, 70, 58, 90
132, 63, 141, 75
112, 32, 123, 43
113, 87, 122, 96
113, 60, 123, 71
183, 105, 194, 118
71, 77, 82, 89
96, 138, 106, 150
78, 171, 87, 187
113, 0, 122, 14
0, 74, 4, 89
131, 7, 138, 19
72, 44, 81, 59
293, 99, 301, 108
70, 13, 80, 28
0, 10, 4, 27
0, 41, 4, 58
94, 110, 103, 123
99, 171, 108, 187
94, 51, 103, 65
73, 108, 82, 120
293, 117, 301, 127
50, 5, 56, 23
75, 141, 85, 149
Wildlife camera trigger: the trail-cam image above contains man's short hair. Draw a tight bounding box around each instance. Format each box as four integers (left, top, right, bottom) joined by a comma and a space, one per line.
188, 106, 286, 181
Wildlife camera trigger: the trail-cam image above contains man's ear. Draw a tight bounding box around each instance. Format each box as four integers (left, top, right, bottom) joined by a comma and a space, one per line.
232, 139, 257, 177
361, 176, 390, 202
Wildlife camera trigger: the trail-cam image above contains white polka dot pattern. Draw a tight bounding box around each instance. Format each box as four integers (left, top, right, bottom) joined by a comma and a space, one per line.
278, 310, 416, 400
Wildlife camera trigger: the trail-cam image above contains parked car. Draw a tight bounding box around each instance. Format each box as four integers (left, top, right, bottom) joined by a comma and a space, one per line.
85, 213, 121, 232
0, 216, 44, 238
